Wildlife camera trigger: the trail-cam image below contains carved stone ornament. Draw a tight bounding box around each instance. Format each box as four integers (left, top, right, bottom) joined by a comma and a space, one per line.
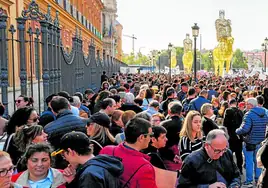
21, 0, 46, 21
0, 7, 8, 17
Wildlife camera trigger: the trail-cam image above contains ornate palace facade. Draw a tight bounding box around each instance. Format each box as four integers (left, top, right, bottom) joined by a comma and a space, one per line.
0, 0, 104, 86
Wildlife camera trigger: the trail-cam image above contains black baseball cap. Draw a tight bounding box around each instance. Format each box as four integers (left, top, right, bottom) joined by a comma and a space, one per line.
51, 132, 90, 157
87, 112, 111, 128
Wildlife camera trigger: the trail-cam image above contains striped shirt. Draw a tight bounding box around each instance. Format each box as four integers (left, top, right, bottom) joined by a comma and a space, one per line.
179, 136, 203, 161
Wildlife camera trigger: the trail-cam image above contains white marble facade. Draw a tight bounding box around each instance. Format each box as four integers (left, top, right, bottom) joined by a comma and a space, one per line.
102, 0, 118, 56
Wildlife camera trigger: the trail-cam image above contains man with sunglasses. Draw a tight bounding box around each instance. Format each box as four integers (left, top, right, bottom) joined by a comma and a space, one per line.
100, 117, 157, 188
178, 129, 241, 188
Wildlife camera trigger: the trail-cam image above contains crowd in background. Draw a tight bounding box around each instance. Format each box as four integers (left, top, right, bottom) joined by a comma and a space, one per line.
1, 71, 268, 187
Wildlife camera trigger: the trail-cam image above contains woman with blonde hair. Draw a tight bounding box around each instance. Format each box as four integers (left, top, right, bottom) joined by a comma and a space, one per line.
179, 111, 203, 161
136, 89, 146, 100
86, 112, 115, 155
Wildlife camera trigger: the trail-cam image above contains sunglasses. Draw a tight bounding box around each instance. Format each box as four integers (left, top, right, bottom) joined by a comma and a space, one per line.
143, 132, 154, 138
15, 100, 22, 103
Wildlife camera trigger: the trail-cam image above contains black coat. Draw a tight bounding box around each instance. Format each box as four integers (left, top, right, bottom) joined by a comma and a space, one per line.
223, 107, 243, 152
201, 116, 219, 136
39, 107, 56, 127
178, 148, 241, 188
119, 104, 143, 114
161, 98, 175, 116
142, 145, 167, 170
109, 121, 123, 137
159, 116, 182, 161
66, 155, 123, 188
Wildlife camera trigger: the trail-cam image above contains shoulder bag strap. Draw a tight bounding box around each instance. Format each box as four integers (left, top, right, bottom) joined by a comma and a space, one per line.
122, 163, 148, 188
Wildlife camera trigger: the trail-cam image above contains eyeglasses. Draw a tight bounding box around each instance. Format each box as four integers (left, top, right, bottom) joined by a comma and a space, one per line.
15, 100, 22, 103
0, 166, 16, 177
143, 132, 154, 138
152, 119, 161, 122
209, 144, 227, 154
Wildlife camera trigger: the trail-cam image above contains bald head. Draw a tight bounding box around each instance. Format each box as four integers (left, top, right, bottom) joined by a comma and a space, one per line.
205, 129, 228, 160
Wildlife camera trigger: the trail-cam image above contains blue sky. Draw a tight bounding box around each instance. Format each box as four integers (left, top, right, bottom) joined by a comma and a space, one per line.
117, 0, 268, 55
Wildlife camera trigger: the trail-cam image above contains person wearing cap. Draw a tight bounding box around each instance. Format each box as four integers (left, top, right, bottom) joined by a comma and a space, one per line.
53, 132, 123, 188
86, 112, 115, 155
223, 98, 244, 173
100, 117, 157, 188
236, 97, 268, 187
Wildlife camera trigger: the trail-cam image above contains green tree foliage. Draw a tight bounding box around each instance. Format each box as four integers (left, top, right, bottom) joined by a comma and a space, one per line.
122, 52, 150, 66
201, 51, 214, 71
232, 49, 248, 69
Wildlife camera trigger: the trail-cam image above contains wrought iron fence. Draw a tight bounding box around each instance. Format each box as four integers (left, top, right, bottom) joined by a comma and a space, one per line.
0, 0, 125, 116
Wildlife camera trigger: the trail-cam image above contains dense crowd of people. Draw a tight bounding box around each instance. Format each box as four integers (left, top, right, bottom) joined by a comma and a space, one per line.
1, 71, 268, 187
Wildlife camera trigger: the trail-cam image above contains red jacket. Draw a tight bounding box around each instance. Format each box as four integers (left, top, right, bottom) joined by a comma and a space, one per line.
100, 143, 157, 188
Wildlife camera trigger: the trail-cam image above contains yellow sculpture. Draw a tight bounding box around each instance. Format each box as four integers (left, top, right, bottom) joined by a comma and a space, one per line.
171, 47, 177, 68
213, 10, 234, 77
183, 34, 193, 74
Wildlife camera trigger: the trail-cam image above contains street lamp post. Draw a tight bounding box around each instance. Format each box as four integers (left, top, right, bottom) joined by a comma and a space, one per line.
192, 23, 200, 82
168, 43, 173, 83
209, 51, 213, 72
262, 37, 268, 73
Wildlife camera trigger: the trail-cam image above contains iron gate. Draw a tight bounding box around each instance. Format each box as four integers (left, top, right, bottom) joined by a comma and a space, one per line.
0, 0, 123, 116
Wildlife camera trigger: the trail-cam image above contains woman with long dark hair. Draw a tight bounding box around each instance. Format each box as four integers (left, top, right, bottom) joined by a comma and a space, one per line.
3, 107, 39, 165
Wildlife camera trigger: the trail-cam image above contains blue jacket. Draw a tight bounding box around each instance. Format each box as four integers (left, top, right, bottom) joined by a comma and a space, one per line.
66, 155, 123, 188
236, 107, 268, 144
44, 110, 87, 149
208, 89, 218, 101
189, 96, 210, 112
145, 107, 158, 116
